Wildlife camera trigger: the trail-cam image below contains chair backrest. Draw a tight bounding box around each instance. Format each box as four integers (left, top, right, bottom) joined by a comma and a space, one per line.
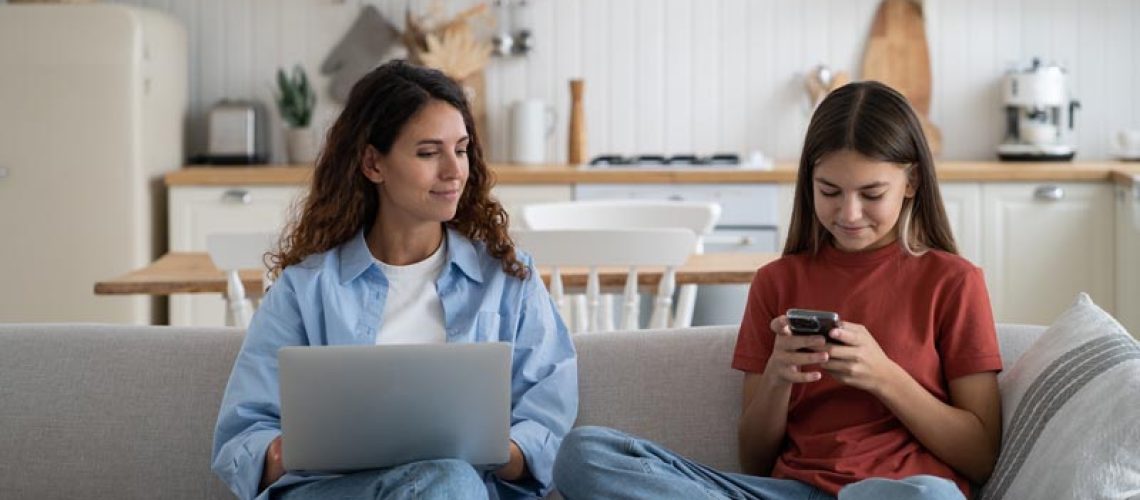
522, 199, 721, 237
205, 232, 278, 327
521, 200, 721, 327
512, 228, 698, 333
205, 232, 278, 271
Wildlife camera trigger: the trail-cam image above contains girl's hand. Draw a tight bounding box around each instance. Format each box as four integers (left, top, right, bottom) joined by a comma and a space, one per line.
821, 321, 904, 394
764, 315, 830, 385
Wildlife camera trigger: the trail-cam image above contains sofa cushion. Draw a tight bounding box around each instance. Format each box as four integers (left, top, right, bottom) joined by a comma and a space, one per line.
573, 325, 743, 472
0, 323, 241, 500
570, 322, 1046, 478
0, 321, 1045, 498
992, 323, 1044, 368
980, 294, 1140, 500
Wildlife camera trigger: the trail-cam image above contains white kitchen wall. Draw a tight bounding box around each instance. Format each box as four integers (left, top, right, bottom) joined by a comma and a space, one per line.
103, 0, 1139, 164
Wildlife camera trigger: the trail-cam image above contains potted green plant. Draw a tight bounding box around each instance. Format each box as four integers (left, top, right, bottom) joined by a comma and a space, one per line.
276, 65, 317, 164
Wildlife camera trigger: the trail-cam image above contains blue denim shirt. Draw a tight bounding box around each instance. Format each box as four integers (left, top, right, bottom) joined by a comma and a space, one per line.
211, 228, 578, 499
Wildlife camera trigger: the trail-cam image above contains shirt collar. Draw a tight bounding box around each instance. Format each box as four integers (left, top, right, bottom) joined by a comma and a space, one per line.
338, 226, 484, 284
444, 226, 484, 284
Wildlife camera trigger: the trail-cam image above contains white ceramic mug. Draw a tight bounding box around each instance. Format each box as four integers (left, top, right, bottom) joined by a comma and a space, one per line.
1113, 129, 1140, 155
510, 99, 556, 164
1020, 122, 1057, 145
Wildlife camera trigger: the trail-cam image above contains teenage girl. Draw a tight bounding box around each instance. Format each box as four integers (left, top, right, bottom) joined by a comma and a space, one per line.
552, 81, 1002, 500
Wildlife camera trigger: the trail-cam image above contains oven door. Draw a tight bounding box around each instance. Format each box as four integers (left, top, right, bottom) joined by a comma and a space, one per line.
691, 227, 780, 326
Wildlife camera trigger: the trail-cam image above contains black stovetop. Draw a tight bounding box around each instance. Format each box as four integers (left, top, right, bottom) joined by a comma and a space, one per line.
588, 153, 740, 167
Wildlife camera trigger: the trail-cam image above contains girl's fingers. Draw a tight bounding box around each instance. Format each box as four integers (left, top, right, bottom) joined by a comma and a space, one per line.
830, 328, 856, 345
783, 366, 822, 383
824, 344, 858, 360
783, 350, 828, 366
820, 359, 853, 373
771, 315, 791, 335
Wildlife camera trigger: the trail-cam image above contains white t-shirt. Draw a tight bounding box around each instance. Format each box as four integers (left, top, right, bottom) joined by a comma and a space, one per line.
374, 240, 447, 344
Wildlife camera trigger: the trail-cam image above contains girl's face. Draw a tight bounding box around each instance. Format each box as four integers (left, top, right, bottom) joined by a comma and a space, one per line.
364, 99, 470, 228
812, 149, 915, 252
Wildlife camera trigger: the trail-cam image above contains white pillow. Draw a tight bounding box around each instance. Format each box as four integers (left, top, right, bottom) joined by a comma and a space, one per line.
980, 293, 1140, 500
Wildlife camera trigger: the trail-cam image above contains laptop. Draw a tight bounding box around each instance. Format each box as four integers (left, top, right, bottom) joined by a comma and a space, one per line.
278, 342, 512, 473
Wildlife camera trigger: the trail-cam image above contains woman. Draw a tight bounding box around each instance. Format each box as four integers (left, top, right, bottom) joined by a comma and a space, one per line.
211, 60, 577, 500
553, 81, 1002, 500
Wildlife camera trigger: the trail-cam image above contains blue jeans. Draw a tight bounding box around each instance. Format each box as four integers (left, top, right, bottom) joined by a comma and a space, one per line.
554, 426, 966, 500
274, 458, 488, 500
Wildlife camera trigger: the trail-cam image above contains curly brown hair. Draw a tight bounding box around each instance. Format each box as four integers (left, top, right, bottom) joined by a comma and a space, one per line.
268, 60, 526, 280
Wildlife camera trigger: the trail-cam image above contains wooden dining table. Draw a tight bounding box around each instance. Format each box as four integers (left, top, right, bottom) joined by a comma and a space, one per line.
94, 251, 779, 296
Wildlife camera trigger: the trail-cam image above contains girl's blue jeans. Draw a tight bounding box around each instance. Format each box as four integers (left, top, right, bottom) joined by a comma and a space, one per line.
554, 426, 966, 500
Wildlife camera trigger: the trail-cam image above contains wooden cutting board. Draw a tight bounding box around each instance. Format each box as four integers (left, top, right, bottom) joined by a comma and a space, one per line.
862, 0, 942, 154
863, 0, 931, 113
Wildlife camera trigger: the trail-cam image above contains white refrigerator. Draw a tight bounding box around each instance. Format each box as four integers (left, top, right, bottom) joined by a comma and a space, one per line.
0, 4, 186, 323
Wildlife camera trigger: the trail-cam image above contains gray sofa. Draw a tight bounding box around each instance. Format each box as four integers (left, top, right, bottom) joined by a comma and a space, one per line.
0, 323, 1044, 499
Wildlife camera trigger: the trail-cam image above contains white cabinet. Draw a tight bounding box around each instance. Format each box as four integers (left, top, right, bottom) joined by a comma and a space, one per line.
492, 184, 573, 228
939, 183, 983, 266
169, 185, 305, 326
982, 182, 1115, 325
1117, 184, 1140, 336
776, 182, 796, 249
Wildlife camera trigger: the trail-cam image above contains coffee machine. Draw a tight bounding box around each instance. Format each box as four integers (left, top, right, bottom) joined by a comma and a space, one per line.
997, 58, 1081, 161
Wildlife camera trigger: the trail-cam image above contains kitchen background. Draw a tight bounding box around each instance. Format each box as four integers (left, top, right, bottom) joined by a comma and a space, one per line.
69, 0, 1140, 165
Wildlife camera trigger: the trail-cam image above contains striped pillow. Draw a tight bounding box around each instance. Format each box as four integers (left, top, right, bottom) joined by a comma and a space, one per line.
980, 293, 1140, 500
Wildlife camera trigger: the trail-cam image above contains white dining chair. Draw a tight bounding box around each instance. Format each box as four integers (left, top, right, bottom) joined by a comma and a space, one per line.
521, 200, 720, 327
205, 232, 277, 328
512, 228, 698, 334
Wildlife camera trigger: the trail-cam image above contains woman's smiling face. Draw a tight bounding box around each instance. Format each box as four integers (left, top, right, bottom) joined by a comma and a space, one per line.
365, 99, 471, 227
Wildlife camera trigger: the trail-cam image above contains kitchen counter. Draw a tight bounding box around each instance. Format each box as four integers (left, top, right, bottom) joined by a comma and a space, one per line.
1109, 166, 1140, 187
166, 161, 1140, 186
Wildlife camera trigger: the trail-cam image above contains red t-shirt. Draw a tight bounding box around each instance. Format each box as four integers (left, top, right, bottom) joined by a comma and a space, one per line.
732, 241, 1002, 497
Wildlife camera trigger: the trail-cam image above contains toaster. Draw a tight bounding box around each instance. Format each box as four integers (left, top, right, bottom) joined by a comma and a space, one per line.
205, 100, 268, 164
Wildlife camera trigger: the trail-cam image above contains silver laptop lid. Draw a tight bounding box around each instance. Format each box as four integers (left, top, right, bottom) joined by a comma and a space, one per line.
279, 342, 511, 473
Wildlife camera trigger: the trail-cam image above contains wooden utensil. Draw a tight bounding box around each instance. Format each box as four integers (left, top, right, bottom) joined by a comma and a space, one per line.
862, 0, 941, 155
805, 68, 851, 109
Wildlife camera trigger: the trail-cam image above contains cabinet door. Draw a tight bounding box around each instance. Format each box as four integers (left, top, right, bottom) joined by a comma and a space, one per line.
1117, 184, 1140, 336
982, 183, 1115, 325
776, 182, 796, 249
940, 183, 983, 266
169, 186, 305, 326
492, 185, 573, 228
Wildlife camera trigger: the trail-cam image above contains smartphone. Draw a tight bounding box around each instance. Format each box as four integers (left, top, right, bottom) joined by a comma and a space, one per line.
786, 309, 842, 344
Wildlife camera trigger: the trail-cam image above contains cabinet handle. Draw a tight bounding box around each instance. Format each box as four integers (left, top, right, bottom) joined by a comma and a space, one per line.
221, 189, 252, 204
1033, 185, 1064, 201
0, 166, 8, 179
703, 234, 755, 246
667, 194, 684, 201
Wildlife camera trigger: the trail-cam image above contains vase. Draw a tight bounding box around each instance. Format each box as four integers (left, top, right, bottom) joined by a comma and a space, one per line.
285, 127, 317, 165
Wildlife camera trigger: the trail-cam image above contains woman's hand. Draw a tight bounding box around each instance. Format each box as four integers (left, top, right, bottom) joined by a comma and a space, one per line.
821, 321, 904, 394
763, 315, 830, 385
494, 440, 529, 482
260, 436, 286, 492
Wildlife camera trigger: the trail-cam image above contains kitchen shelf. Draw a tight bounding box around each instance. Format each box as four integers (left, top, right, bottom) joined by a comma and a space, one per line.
167, 162, 1140, 186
